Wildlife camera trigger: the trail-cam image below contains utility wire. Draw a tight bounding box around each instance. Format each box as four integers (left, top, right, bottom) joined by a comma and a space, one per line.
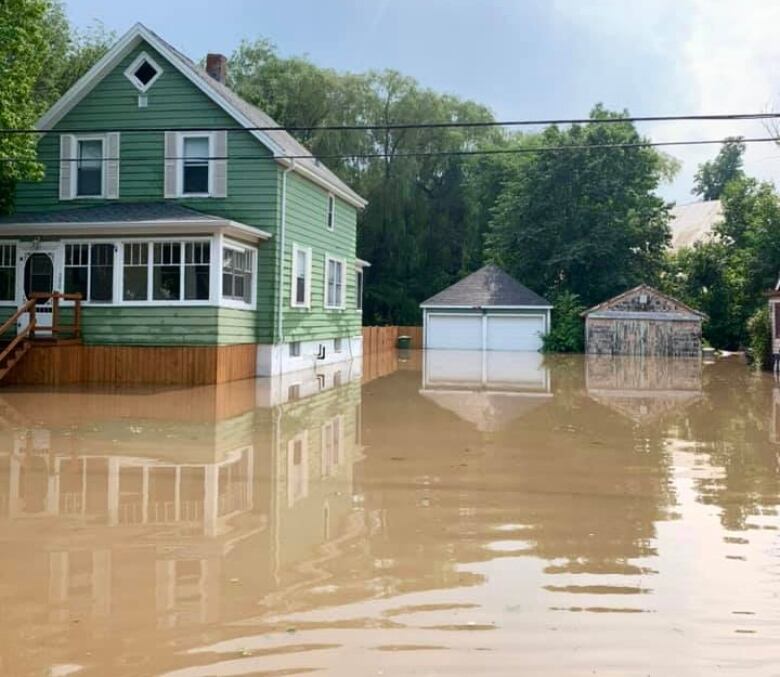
1, 134, 778, 164
0, 112, 779, 135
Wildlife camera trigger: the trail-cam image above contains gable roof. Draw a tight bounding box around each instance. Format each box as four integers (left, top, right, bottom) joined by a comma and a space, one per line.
421, 264, 551, 308
669, 200, 722, 251
36, 23, 367, 209
582, 284, 707, 319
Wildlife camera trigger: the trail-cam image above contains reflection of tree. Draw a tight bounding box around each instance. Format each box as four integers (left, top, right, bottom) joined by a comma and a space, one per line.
681, 362, 780, 530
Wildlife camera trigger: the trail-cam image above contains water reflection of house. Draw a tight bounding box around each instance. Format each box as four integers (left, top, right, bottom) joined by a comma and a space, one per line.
772, 387, 780, 445
586, 355, 703, 424
419, 350, 552, 432
0, 362, 365, 672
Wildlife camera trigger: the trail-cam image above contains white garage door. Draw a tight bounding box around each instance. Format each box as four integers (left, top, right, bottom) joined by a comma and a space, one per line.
426, 314, 482, 350
485, 315, 545, 351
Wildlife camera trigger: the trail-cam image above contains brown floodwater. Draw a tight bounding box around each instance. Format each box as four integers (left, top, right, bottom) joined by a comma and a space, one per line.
0, 352, 778, 676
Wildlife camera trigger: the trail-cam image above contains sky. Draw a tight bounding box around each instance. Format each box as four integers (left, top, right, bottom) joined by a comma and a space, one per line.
65, 0, 780, 203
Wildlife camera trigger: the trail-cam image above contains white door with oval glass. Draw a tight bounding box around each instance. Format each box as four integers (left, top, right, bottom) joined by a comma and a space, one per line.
16, 242, 63, 335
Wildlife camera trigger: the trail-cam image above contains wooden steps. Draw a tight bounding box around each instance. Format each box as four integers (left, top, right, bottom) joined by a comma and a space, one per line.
0, 340, 31, 381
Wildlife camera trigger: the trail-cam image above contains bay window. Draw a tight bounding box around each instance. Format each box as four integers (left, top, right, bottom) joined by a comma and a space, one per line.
64, 243, 114, 302
222, 247, 252, 303
153, 242, 181, 300
325, 256, 344, 309
122, 243, 148, 301
185, 242, 210, 300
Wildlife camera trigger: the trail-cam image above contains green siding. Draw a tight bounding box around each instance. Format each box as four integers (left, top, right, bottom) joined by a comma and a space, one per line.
9, 38, 362, 348
281, 172, 361, 343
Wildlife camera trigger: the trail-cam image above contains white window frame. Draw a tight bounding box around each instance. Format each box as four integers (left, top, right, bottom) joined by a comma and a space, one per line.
324, 254, 346, 310
123, 51, 163, 92
0, 242, 19, 306
320, 415, 343, 478
326, 194, 336, 231
220, 239, 256, 310
177, 132, 214, 198
72, 135, 107, 199
290, 244, 312, 308
62, 241, 116, 304
356, 269, 364, 313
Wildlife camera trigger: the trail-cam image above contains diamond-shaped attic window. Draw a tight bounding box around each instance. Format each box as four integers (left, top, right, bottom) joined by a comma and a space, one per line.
124, 52, 163, 92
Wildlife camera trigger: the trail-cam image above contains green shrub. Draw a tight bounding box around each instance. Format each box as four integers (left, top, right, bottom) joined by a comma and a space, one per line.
747, 306, 771, 370
542, 291, 585, 353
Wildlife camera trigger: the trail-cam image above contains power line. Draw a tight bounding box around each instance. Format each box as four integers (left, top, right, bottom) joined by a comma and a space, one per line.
0, 134, 778, 164
0, 112, 779, 135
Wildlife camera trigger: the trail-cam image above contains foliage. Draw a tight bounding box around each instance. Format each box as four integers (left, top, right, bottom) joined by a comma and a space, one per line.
747, 306, 771, 370
692, 137, 745, 200
0, 0, 49, 214
541, 290, 585, 353
0, 0, 114, 215
485, 106, 674, 308
230, 42, 501, 324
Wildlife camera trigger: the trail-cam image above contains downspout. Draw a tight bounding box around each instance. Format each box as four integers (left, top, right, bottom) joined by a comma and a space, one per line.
277, 160, 295, 345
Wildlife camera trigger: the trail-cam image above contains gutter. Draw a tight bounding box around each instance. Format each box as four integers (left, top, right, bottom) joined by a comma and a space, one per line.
277, 160, 295, 344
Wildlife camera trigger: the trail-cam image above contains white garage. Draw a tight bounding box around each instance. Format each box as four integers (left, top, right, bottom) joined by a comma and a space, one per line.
421, 265, 552, 352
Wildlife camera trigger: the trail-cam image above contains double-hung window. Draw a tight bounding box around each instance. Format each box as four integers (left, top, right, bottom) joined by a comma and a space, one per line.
64, 243, 114, 302
356, 269, 364, 311
182, 135, 210, 195
222, 247, 252, 304
325, 256, 344, 309
0, 244, 16, 302
291, 245, 311, 307
326, 195, 335, 231
76, 139, 103, 197
153, 242, 181, 300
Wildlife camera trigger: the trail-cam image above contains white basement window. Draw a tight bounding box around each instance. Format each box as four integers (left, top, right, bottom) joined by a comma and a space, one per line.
0, 244, 16, 302
325, 256, 345, 309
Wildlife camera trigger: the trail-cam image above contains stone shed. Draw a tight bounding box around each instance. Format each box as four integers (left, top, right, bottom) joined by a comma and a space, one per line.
583, 285, 706, 357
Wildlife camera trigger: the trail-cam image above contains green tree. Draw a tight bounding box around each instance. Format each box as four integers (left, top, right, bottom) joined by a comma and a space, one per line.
0, 0, 50, 214
486, 106, 675, 307
541, 290, 585, 353
692, 137, 745, 200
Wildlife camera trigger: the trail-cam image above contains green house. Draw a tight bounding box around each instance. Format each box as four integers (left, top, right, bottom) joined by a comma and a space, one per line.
0, 23, 368, 378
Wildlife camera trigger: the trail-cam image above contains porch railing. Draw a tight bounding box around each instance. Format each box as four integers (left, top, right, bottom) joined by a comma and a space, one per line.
0, 292, 82, 342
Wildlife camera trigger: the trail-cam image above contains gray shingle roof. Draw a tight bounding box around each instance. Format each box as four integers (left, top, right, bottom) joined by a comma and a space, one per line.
421, 264, 551, 307
145, 26, 366, 208
0, 202, 222, 224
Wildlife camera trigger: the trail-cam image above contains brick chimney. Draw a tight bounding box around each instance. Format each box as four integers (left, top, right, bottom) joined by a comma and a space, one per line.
206, 53, 227, 84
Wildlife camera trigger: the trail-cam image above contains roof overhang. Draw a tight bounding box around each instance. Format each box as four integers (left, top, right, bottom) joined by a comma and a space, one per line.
585, 310, 705, 322
355, 258, 371, 269
0, 218, 271, 244
420, 304, 553, 310
35, 23, 368, 211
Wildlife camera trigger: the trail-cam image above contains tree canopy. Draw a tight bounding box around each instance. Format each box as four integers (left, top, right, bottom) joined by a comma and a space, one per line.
691, 137, 745, 200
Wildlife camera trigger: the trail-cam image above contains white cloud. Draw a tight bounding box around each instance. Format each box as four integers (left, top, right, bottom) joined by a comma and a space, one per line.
553, 0, 780, 202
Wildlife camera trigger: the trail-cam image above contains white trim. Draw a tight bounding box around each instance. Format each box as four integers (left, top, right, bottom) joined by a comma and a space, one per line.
35, 23, 368, 210
323, 254, 346, 310
355, 258, 371, 269
0, 218, 271, 243
72, 135, 107, 199
220, 239, 256, 309
326, 193, 336, 231
423, 309, 550, 351
123, 51, 163, 93
290, 243, 312, 309
176, 132, 214, 198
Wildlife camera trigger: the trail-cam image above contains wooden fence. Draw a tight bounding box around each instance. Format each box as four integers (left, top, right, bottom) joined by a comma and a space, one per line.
362, 325, 423, 354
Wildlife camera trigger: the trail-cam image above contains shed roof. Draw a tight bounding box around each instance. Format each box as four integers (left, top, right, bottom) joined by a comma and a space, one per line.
421, 264, 551, 308
582, 284, 707, 320
0, 202, 217, 225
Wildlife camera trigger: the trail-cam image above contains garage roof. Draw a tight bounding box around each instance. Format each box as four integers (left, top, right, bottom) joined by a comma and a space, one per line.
421, 264, 551, 308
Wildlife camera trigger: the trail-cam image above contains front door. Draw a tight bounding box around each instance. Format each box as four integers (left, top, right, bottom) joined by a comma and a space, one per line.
17, 243, 63, 335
